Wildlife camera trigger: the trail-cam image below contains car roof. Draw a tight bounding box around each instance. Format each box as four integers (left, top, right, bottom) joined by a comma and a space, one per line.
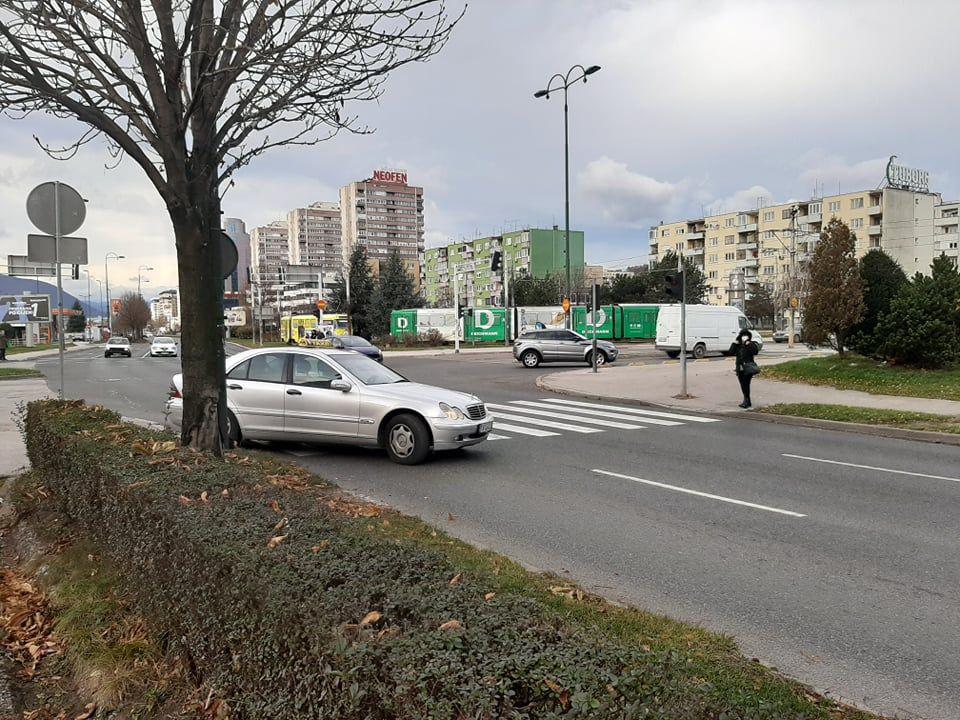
227, 347, 355, 365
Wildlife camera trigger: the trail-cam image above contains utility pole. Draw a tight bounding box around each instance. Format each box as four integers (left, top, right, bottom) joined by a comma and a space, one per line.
590, 282, 598, 373
503, 253, 511, 347
453, 264, 461, 354
679, 252, 688, 397
788, 206, 798, 349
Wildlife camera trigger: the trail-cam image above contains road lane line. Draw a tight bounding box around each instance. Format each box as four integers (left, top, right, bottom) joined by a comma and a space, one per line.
486, 403, 646, 430
592, 469, 806, 518
487, 433, 510, 441
488, 411, 601, 434
141, 350, 152, 358
511, 401, 680, 426
541, 398, 720, 423
489, 421, 559, 437
782, 454, 960, 483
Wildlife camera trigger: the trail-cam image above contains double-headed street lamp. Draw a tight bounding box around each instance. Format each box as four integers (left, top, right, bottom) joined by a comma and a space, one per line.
137, 265, 154, 297
534, 64, 601, 327
104, 252, 125, 333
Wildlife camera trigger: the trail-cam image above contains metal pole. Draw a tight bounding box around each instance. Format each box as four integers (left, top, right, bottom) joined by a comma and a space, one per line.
54, 182, 64, 399
563, 89, 571, 329
503, 254, 511, 347
104, 256, 111, 334
344, 262, 353, 335
679, 254, 688, 397
453, 265, 461, 354
591, 283, 598, 373
788, 207, 797, 349
85, 270, 91, 341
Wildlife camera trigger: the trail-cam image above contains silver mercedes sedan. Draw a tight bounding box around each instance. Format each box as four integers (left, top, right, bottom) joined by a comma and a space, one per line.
164, 347, 491, 464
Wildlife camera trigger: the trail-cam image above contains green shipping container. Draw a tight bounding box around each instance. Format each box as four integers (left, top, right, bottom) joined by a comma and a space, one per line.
464, 308, 506, 342
573, 305, 615, 339
390, 310, 418, 338
617, 304, 660, 339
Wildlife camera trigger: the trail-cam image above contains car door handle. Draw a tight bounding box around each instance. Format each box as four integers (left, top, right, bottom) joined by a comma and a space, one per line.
286, 388, 302, 395
228, 384, 243, 390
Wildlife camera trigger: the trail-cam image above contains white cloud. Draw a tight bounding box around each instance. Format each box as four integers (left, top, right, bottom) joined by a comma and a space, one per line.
795, 151, 889, 196
577, 156, 687, 225
704, 185, 774, 216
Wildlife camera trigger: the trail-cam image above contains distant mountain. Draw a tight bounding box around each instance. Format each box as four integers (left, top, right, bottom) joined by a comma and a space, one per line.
0, 273, 103, 317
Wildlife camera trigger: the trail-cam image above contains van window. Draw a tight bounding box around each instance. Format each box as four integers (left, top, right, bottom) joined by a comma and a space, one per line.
738, 316, 751, 330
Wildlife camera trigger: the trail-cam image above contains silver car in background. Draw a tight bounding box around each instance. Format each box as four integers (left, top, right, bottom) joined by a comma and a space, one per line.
513, 329, 619, 368
165, 347, 491, 464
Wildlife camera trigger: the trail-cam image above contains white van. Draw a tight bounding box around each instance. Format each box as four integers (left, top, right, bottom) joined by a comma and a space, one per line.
655, 304, 762, 359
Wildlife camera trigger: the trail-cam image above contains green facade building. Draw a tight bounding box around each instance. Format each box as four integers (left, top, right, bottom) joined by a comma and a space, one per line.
423, 228, 585, 307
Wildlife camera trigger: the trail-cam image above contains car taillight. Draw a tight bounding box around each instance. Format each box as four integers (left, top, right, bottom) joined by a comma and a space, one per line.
169, 383, 182, 399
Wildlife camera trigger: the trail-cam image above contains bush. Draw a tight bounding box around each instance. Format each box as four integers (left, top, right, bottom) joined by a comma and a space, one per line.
848, 249, 907, 357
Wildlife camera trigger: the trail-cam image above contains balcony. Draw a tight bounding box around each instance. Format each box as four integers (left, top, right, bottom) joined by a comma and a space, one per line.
736, 240, 758, 250
868, 224, 882, 236
736, 223, 758, 233
736, 257, 759, 269
686, 231, 705, 240
867, 205, 883, 216
804, 212, 822, 224
685, 246, 704, 256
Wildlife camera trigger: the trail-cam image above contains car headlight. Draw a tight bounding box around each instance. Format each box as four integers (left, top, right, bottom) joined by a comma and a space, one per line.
439, 402, 466, 420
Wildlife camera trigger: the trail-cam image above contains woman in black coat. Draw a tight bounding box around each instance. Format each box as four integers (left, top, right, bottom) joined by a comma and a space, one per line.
730, 329, 760, 408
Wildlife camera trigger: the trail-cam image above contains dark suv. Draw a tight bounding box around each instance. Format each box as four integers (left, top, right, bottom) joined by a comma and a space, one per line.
513, 329, 618, 369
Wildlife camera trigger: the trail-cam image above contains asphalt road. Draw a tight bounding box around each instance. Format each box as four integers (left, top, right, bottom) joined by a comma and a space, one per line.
30, 343, 960, 719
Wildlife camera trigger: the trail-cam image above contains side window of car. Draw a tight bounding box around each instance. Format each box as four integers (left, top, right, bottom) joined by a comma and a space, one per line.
227, 360, 249, 380
291, 355, 341, 389
247, 353, 287, 383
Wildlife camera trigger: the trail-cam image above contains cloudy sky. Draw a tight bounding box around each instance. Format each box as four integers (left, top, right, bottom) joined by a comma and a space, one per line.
2, 0, 959, 301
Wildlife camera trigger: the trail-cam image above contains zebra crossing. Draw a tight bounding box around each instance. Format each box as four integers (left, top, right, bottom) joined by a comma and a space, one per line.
483, 397, 720, 441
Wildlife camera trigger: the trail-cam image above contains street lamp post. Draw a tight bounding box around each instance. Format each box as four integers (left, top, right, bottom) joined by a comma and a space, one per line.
104, 252, 125, 334
534, 64, 601, 328
137, 265, 154, 298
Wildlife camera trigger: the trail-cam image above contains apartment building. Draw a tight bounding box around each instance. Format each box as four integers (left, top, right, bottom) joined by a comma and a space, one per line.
423, 228, 586, 307
149, 288, 181, 332
650, 186, 942, 308
934, 200, 960, 265
223, 217, 251, 295
287, 202, 342, 270
340, 170, 424, 290
250, 220, 290, 277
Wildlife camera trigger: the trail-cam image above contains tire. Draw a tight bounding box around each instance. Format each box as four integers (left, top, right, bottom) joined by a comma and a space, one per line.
794, 335, 801, 344
520, 349, 541, 368
384, 413, 431, 465
586, 350, 607, 367
225, 410, 242, 446
666, 350, 680, 359
692, 343, 707, 359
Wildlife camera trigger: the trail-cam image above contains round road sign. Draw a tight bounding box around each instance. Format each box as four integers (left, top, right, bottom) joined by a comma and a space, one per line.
26, 182, 86, 236
221, 232, 239, 280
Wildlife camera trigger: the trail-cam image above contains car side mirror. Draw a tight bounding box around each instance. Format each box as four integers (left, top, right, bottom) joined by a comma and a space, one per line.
330, 379, 352, 393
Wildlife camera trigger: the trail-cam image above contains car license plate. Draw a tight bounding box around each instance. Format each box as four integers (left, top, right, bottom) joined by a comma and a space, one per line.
478, 421, 493, 434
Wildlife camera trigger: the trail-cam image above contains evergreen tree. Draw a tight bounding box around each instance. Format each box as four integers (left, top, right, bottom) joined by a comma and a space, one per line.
66, 299, 86, 333
334, 246, 377, 339
745, 284, 775, 328
848, 249, 908, 356
373, 250, 422, 337
646, 251, 708, 304
802, 218, 864, 355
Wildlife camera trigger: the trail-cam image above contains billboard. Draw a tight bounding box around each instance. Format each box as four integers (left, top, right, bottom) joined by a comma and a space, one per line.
0, 295, 51, 323
6, 255, 55, 278
225, 307, 247, 327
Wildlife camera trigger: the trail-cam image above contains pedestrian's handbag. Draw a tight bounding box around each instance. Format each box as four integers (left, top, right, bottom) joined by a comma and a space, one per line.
742, 361, 761, 377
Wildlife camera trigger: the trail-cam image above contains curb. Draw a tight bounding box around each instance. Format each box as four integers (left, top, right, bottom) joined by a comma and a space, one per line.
535, 375, 960, 447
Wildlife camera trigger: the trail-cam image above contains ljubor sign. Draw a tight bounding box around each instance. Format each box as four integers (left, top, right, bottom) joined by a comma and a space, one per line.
885, 155, 929, 192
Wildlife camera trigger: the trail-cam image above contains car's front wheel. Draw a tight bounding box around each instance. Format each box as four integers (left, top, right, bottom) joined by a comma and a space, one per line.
692, 343, 707, 359
520, 349, 541, 368
586, 350, 607, 367
384, 413, 431, 465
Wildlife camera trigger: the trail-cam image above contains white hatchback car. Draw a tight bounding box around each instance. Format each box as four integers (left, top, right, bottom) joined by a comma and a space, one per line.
150, 336, 178, 357
164, 347, 491, 464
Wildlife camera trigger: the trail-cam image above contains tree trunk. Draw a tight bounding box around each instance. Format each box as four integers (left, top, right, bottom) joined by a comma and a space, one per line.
170, 192, 225, 454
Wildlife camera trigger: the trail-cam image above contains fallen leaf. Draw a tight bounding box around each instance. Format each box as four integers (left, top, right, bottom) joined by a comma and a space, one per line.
178, 495, 193, 506
266, 535, 287, 549
200, 491, 209, 502
272, 517, 288, 533
267, 499, 282, 514
311, 540, 331, 553
447, 512, 457, 522
360, 611, 382, 626
448, 572, 463, 586
544, 679, 562, 693
221, 488, 229, 497
484, 592, 496, 602
74, 703, 97, 720
438, 620, 462, 631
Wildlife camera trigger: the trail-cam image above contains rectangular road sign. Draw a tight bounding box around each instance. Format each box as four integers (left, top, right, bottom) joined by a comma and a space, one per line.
0, 294, 52, 323
27, 234, 88, 264
6, 254, 56, 277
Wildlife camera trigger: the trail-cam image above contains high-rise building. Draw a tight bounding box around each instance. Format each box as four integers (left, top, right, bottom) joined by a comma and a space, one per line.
250, 220, 290, 277
340, 169, 424, 289
423, 228, 586, 307
223, 216, 251, 295
150, 288, 181, 332
287, 202, 341, 270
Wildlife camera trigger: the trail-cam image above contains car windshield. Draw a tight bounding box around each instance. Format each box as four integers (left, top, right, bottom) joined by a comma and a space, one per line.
155, 337, 174, 343
334, 353, 406, 385
338, 336, 371, 347
109, 338, 129, 345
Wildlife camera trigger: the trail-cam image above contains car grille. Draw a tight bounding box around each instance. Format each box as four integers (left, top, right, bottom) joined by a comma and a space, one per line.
466, 404, 485, 420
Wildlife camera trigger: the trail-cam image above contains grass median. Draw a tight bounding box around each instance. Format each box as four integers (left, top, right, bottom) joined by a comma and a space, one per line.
762, 354, 960, 401
0, 367, 42, 379
760, 403, 960, 435
20, 400, 877, 719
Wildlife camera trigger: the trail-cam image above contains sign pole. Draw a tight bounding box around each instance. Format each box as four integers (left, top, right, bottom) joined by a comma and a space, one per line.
453, 265, 461, 354
679, 253, 687, 397
591, 283, 598, 373
54, 182, 65, 399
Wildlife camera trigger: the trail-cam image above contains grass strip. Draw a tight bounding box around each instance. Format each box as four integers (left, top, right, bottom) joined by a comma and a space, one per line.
23, 400, 877, 719
763, 355, 960, 401
760, 403, 960, 434
0, 367, 42, 379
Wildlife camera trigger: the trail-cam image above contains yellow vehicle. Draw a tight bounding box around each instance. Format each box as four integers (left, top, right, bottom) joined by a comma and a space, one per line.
319, 313, 350, 337
280, 315, 319, 345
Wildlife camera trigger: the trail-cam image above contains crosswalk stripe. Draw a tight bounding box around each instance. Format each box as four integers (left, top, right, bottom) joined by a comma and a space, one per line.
489, 421, 559, 437
487, 433, 511, 441
486, 403, 646, 430
489, 411, 601, 434
538, 398, 720, 424
509, 401, 681, 427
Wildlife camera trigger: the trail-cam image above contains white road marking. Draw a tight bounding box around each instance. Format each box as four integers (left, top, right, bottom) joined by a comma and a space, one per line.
488, 411, 601, 433
511, 400, 680, 426
489, 421, 559, 437
541, 398, 720, 423
782, 454, 960, 484
486, 403, 645, 430
487, 433, 511, 441
141, 350, 152, 358
592, 469, 806, 517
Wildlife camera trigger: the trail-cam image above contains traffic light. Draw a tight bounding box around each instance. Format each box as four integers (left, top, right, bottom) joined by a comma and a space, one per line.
664, 271, 683, 300
490, 251, 502, 272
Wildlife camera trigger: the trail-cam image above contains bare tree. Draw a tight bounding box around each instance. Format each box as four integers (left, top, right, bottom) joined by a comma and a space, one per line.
114, 291, 151, 340
0, 1, 460, 452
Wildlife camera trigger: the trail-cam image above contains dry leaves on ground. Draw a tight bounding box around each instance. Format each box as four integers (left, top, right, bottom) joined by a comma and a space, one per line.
0, 570, 60, 678
325, 497, 381, 518
549, 585, 586, 602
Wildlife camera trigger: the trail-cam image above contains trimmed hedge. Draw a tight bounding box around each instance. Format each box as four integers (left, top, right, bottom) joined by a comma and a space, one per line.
25, 401, 862, 719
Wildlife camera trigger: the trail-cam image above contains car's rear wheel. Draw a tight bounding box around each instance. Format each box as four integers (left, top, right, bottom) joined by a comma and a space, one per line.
692, 343, 707, 359
520, 350, 541, 368
586, 350, 607, 367
384, 413, 431, 465
225, 410, 242, 446
666, 350, 681, 359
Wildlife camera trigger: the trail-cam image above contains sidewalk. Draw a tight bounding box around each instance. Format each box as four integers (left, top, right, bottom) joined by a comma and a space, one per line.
538, 354, 960, 417
6, 343, 92, 365
0, 378, 51, 478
